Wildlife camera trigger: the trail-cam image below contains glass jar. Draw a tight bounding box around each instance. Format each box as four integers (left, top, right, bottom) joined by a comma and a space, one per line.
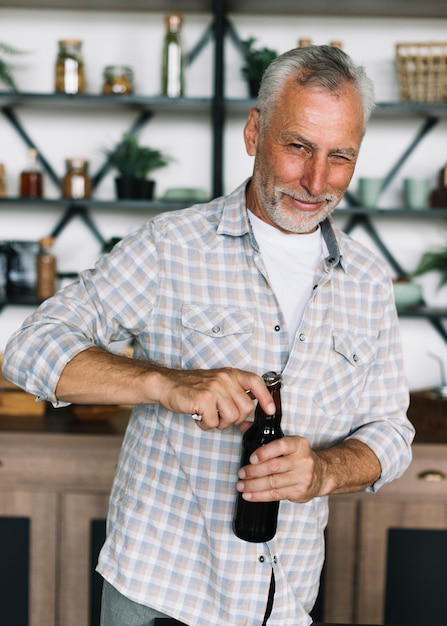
102, 65, 134, 95
55, 39, 86, 94
62, 158, 91, 199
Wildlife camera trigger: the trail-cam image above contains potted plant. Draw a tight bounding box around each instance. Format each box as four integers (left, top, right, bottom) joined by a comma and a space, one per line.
0, 42, 27, 91
104, 132, 171, 199
240, 37, 278, 98
412, 244, 447, 289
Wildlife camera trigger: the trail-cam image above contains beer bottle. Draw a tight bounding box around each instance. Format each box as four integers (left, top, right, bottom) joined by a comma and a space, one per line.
233, 371, 284, 542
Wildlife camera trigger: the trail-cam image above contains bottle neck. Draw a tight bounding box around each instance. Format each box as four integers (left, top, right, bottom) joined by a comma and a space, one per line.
254, 379, 282, 427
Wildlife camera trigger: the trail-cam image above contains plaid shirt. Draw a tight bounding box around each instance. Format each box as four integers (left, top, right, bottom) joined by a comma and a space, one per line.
3, 180, 414, 626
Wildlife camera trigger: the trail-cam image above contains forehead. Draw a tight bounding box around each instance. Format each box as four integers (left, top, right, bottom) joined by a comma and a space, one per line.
270, 78, 365, 148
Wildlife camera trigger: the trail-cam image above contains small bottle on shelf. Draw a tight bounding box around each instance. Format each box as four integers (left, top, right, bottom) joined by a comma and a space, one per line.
329, 40, 343, 49
161, 13, 184, 98
19, 148, 43, 198
36, 236, 56, 301
0, 163, 6, 197
298, 38, 312, 47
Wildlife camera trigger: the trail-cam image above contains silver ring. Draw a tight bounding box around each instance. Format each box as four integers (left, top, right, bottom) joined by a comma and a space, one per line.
191, 413, 203, 421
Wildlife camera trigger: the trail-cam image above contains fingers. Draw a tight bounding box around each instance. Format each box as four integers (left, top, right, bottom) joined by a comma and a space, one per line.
157, 367, 272, 430
236, 436, 319, 503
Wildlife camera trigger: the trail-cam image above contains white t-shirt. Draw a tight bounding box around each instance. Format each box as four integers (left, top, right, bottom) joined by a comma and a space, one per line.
248, 209, 322, 350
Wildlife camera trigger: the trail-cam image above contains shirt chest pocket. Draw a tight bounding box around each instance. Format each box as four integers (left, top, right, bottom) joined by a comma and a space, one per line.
313, 333, 377, 416
181, 305, 253, 370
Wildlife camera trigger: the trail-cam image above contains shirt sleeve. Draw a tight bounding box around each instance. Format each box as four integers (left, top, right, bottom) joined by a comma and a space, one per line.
345, 277, 414, 492
2, 225, 158, 406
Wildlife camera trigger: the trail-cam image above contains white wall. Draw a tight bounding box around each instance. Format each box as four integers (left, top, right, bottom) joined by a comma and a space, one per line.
1, 7, 447, 390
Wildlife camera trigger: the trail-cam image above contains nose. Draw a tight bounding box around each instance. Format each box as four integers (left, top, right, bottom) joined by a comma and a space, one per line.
300, 155, 328, 197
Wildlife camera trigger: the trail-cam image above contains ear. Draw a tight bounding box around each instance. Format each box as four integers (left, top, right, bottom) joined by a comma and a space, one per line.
244, 108, 260, 157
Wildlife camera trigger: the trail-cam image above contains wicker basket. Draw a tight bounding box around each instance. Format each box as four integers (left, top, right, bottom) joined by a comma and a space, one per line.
396, 42, 447, 103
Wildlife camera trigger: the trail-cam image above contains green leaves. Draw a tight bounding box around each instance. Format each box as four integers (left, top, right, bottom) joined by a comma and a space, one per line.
240, 37, 277, 81
104, 133, 171, 179
0, 43, 27, 91
413, 247, 447, 289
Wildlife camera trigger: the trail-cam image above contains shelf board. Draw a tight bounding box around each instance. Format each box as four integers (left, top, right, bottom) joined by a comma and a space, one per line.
3, 0, 447, 18
398, 307, 447, 319
335, 207, 447, 216
226, 99, 447, 118
0, 92, 212, 113
3, 93, 447, 119
0, 197, 193, 211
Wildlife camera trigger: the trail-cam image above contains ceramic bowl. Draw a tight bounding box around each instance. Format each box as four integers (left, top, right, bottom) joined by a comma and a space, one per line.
162, 187, 208, 202
393, 281, 423, 309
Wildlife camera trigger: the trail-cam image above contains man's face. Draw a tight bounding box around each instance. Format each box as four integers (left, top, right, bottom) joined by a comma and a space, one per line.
244, 78, 364, 234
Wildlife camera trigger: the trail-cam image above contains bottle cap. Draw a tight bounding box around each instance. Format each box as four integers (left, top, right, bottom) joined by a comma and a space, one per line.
165, 14, 182, 31
65, 157, 89, 168
40, 236, 55, 249
262, 371, 282, 385
59, 39, 82, 46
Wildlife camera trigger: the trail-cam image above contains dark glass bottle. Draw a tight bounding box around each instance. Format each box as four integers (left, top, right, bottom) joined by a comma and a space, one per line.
233, 371, 284, 542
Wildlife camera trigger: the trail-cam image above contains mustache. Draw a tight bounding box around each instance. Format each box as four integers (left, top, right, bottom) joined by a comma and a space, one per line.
278, 187, 338, 205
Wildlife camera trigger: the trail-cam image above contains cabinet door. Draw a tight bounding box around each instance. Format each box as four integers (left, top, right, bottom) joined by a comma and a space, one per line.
59, 492, 110, 626
323, 495, 358, 623
0, 490, 57, 626
356, 498, 447, 624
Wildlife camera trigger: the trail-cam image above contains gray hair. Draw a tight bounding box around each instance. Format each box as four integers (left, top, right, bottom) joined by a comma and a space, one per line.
256, 44, 375, 134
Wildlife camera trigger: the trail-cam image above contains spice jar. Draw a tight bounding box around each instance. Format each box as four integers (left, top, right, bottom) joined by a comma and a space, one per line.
55, 39, 86, 94
102, 65, 134, 95
62, 158, 91, 199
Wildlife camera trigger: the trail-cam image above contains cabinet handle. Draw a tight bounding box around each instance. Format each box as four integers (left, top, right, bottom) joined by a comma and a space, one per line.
417, 469, 446, 482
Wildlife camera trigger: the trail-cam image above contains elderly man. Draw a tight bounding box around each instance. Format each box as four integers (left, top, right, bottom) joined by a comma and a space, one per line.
3, 45, 414, 626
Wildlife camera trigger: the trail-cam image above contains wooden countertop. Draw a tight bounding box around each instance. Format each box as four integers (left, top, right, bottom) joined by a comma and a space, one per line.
0, 403, 131, 436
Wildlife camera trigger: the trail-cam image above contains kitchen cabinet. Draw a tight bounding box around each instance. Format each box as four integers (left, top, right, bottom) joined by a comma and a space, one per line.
0, 409, 128, 626
324, 442, 447, 625
60, 492, 110, 626
1, 402, 446, 626
0, 490, 57, 626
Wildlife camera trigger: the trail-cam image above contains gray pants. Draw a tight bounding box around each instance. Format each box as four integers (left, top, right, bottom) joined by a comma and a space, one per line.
100, 573, 274, 625
100, 580, 186, 626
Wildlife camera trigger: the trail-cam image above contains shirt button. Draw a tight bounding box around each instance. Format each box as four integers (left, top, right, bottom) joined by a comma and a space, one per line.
211, 325, 220, 334
353, 353, 358, 362
273, 555, 278, 564
299, 333, 306, 342
274, 325, 280, 332
258, 555, 265, 563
